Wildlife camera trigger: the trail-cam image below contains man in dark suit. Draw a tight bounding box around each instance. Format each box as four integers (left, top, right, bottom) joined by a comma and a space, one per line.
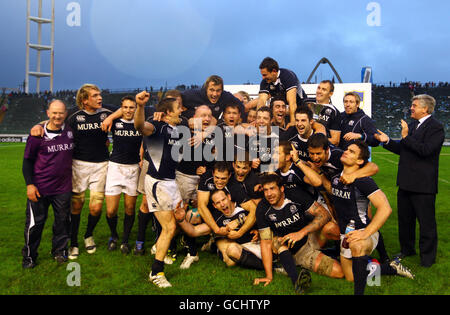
375, 94, 444, 267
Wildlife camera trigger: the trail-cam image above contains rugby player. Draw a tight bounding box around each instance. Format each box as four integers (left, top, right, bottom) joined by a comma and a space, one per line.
320, 141, 414, 295
256, 57, 307, 126
31, 84, 115, 259
254, 174, 344, 295
313, 80, 341, 146
22, 100, 73, 268
338, 92, 380, 150
134, 91, 183, 288
174, 189, 263, 270
104, 96, 142, 253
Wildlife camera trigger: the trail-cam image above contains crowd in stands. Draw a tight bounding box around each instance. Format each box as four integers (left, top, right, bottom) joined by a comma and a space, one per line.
1, 83, 449, 139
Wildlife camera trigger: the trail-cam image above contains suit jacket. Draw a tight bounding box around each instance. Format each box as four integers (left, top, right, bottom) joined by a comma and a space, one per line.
384, 116, 444, 194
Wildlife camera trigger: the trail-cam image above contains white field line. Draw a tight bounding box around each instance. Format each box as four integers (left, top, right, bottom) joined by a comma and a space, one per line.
373, 153, 450, 185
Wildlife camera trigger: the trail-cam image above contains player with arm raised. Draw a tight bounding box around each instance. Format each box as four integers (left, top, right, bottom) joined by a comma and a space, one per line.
134, 91, 184, 288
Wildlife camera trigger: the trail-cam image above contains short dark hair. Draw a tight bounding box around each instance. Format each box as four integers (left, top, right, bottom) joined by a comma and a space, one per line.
295, 104, 313, 120
156, 97, 177, 114
204, 75, 224, 89
353, 140, 370, 165
307, 133, 329, 150
121, 95, 136, 104
279, 141, 292, 156
164, 89, 182, 99
270, 96, 287, 109
320, 80, 335, 93
259, 57, 279, 72
213, 161, 231, 174
210, 189, 230, 201
259, 173, 283, 187
224, 103, 241, 115
257, 106, 272, 119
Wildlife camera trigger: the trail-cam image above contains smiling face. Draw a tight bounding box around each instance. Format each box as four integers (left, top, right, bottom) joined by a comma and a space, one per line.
194, 105, 213, 130
213, 169, 230, 189
343, 94, 359, 115
47, 100, 67, 129
272, 100, 287, 125
295, 112, 312, 138
316, 82, 333, 104
260, 68, 278, 84
410, 99, 429, 120
121, 99, 137, 120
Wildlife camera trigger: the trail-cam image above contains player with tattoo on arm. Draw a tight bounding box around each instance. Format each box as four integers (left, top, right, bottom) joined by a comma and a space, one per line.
254, 173, 344, 295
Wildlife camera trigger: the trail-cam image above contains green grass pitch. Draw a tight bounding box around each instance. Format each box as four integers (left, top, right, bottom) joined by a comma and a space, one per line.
0, 143, 448, 295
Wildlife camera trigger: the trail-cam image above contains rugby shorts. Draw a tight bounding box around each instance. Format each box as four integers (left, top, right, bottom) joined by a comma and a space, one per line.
340, 230, 379, 259
175, 170, 200, 203
72, 159, 108, 193
144, 175, 182, 213
137, 159, 149, 194
105, 161, 140, 196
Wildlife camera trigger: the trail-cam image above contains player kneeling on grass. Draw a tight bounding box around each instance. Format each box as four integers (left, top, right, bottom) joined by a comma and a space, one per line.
320, 141, 415, 295
253, 173, 344, 295
174, 189, 264, 270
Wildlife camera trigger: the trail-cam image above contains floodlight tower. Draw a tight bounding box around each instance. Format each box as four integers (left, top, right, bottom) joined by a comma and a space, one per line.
25, 0, 55, 94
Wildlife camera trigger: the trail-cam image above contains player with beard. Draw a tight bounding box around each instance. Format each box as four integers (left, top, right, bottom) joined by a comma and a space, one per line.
254, 174, 344, 294
320, 141, 414, 295
174, 189, 263, 270
104, 96, 142, 253
134, 92, 183, 288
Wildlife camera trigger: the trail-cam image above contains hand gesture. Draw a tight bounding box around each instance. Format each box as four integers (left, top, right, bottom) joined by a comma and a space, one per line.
254, 277, 272, 287
400, 119, 409, 138
374, 129, 389, 143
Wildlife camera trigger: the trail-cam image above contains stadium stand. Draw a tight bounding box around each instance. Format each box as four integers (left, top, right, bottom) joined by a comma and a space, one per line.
1, 85, 448, 139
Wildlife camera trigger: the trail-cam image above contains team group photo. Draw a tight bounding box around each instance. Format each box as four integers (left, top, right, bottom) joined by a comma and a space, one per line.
0, 1, 449, 298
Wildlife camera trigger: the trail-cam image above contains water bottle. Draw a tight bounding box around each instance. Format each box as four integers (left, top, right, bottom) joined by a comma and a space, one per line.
342, 220, 355, 249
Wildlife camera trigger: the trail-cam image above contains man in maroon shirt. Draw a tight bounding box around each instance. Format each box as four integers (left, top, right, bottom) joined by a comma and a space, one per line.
22, 100, 74, 268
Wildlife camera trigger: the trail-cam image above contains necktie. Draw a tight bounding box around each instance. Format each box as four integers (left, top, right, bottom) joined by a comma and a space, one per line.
410, 120, 419, 135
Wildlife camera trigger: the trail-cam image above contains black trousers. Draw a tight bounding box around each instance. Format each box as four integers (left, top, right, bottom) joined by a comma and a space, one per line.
22, 191, 71, 262
397, 188, 437, 266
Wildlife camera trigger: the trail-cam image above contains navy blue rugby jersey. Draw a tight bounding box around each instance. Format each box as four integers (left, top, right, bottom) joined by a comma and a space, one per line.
144, 120, 182, 180
319, 145, 344, 180
282, 127, 312, 162
248, 131, 279, 172
317, 103, 341, 135
256, 191, 315, 251
259, 68, 306, 104
214, 123, 248, 162
275, 163, 314, 200
212, 206, 254, 244
329, 174, 380, 234
66, 107, 112, 162
227, 170, 263, 204
109, 118, 142, 165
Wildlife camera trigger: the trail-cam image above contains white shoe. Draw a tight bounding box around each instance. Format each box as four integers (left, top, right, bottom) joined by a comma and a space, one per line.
151, 244, 173, 265
84, 236, 96, 254
180, 253, 199, 269
68, 247, 79, 260
149, 272, 172, 288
